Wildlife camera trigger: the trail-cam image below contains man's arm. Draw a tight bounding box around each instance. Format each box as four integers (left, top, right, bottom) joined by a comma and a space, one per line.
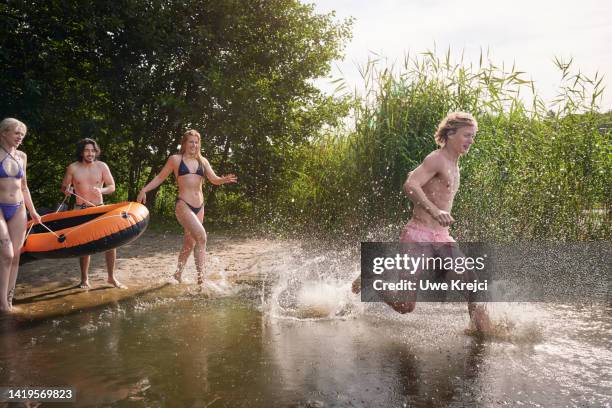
61, 164, 74, 196
98, 162, 115, 195
403, 154, 454, 226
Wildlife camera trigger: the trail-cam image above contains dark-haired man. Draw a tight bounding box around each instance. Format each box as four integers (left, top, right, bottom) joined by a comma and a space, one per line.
61, 138, 125, 289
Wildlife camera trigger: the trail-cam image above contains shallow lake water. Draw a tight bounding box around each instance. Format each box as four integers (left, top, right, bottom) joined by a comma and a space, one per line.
1, 244, 610, 407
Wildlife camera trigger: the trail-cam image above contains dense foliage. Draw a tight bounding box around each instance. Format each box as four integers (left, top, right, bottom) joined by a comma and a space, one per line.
270, 52, 610, 240
0, 0, 351, 215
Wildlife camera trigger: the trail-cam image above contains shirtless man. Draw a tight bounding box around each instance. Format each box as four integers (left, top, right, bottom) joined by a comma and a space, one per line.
61, 138, 125, 289
354, 112, 491, 333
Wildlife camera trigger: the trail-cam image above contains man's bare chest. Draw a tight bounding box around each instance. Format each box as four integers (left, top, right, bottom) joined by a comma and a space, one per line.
429, 167, 460, 194
73, 168, 102, 186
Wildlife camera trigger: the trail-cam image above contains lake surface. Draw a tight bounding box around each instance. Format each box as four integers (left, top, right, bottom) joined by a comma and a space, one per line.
1, 244, 610, 407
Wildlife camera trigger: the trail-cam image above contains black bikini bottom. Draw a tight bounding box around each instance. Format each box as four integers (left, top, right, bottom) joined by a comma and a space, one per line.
176, 198, 203, 215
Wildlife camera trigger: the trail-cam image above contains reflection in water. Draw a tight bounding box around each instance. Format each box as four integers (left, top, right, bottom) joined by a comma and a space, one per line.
0, 296, 611, 406
263, 315, 493, 407
0, 244, 610, 407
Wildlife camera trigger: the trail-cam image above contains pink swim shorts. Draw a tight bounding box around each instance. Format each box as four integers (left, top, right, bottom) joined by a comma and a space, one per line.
399, 220, 455, 243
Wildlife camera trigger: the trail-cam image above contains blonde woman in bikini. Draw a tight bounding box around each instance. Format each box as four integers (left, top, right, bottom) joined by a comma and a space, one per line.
0, 118, 41, 313
137, 130, 237, 284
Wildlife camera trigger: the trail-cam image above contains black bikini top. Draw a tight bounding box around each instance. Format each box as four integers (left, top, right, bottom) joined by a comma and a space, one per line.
178, 155, 205, 177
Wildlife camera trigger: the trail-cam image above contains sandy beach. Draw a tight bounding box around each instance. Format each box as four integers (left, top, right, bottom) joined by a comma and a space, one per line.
11, 230, 294, 321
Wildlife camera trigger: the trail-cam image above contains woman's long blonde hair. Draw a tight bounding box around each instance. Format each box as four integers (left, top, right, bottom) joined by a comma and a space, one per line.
179, 129, 206, 168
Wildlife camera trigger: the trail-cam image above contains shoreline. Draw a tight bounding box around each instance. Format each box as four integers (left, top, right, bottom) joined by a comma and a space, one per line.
8, 230, 294, 322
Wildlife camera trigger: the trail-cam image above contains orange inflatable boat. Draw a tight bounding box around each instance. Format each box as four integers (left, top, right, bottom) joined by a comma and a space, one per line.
21, 202, 149, 264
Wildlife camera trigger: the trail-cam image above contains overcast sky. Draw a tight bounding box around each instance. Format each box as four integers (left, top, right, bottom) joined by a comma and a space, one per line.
313, 0, 611, 111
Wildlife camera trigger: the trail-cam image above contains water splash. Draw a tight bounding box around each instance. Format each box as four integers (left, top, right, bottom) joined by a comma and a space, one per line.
264, 251, 363, 320
465, 303, 545, 343
164, 254, 236, 297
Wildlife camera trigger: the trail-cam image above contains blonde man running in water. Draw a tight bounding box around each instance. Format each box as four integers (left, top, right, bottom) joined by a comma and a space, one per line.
354, 112, 491, 334
61, 138, 125, 289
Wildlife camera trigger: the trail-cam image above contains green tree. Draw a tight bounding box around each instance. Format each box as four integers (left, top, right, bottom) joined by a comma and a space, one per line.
0, 0, 352, 217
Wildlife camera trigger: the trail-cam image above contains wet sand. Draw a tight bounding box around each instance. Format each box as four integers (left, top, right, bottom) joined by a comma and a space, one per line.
11, 231, 295, 321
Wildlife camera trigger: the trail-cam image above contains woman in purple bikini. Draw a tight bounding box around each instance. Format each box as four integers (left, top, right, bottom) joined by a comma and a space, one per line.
137, 129, 237, 284
0, 118, 41, 313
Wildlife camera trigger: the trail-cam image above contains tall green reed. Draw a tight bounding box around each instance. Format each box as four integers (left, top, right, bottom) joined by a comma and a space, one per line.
272, 49, 610, 241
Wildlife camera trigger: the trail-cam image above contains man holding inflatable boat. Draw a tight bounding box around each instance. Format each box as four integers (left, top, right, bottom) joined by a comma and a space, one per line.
61, 138, 126, 289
